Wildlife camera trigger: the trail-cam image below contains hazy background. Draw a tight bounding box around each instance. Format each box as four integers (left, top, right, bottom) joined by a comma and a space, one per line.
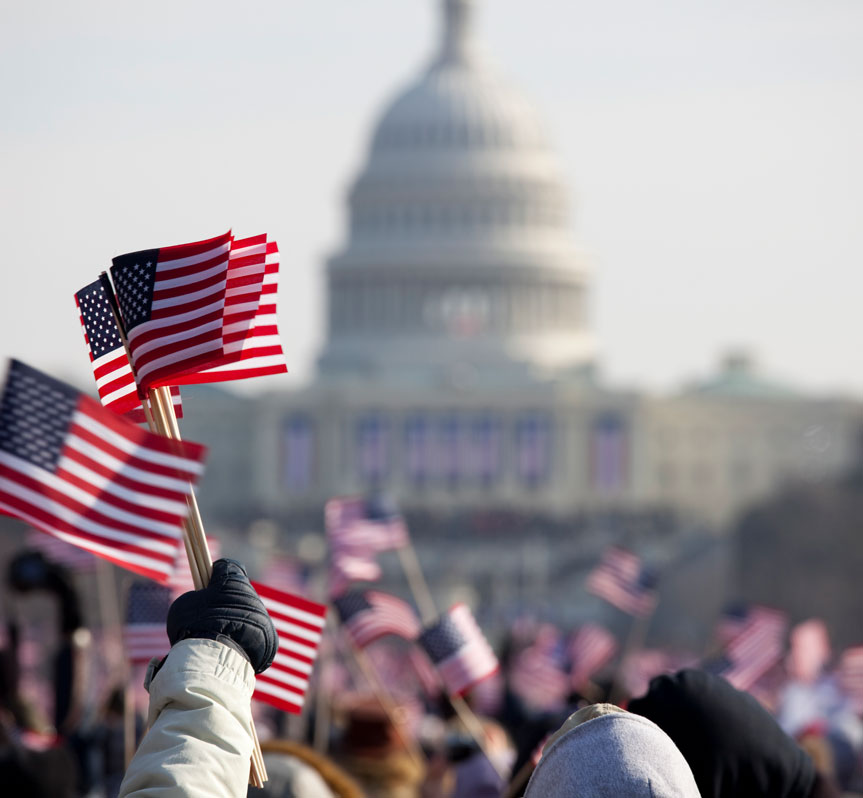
1, 0, 862, 396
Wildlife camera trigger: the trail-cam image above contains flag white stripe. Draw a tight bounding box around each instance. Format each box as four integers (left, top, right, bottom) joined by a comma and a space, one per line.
56, 456, 187, 521
126, 299, 225, 343
73, 412, 204, 475
156, 242, 231, 271
254, 680, 305, 708
65, 436, 197, 493
0, 503, 173, 575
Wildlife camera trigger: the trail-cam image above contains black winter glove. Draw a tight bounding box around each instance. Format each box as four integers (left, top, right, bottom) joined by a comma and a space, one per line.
167, 559, 278, 674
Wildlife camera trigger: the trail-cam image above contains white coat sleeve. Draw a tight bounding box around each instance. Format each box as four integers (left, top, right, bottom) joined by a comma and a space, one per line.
118, 638, 255, 798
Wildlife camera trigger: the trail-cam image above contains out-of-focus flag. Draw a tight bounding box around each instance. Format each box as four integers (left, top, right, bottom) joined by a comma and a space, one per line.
166, 537, 222, 596
409, 646, 442, 698
110, 231, 231, 390
182, 236, 288, 383
586, 547, 658, 617
328, 551, 382, 599
251, 581, 326, 715
417, 604, 499, 697
260, 553, 307, 596
325, 495, 408, 556
125, 581, 171, 664
715, 604, 788, 692
508, 625, 570, 711
568, 623, 617, 690
0, 361, 205, 582
334, 590, 420, 649
25, 526, 97, 572
787, 619, 831, 683
623, 649, 674, 699
74, 279, 182, 423
837, 647, 863, 712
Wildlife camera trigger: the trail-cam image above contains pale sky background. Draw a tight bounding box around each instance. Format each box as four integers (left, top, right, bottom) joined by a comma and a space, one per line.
1, 0, 862, 398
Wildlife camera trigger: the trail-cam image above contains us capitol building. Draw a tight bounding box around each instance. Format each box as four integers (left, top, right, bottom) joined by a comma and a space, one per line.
182, 1, 862, 612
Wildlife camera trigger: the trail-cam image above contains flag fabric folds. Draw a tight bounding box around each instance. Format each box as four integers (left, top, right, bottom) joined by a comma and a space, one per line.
508, 627, 570, 711
125, 581, 172, 664
326, 496, 408, 556
715, 604, 788, 692
0, 360, 206, 582
74, 279, 182, 423
110, 231, 232, 390
568, 622, 617, 690
334, 590, 420, 649
252, 580, 327, 715
186, 237, 288, 383
586, 546, 658, 617
417, 604, 498, 697
326, 496, 407, 598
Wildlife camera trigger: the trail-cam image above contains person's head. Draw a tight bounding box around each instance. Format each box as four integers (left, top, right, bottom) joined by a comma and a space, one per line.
628, 669, 819, 798
524, 703, 700, 797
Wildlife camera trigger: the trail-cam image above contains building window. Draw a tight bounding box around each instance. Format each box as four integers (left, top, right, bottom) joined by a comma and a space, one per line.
356, 413, 389, 485
404, 414, 432, 486
516, 413, 553, 488
589, 414, 628, 494
282, 415, 315, 493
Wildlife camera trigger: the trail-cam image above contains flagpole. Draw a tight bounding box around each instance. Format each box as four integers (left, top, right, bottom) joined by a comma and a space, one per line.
339, 640, 426, 769
391, 533, 506, 778
396, 544, 437, 625
96, 560, 136, 766
97, 272, 267, 787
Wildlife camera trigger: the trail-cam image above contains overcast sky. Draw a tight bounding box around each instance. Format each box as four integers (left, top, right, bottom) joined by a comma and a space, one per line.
2, 0, 862, 398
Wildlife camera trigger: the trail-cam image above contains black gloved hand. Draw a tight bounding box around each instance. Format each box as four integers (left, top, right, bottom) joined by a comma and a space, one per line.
167, 559, 278, 674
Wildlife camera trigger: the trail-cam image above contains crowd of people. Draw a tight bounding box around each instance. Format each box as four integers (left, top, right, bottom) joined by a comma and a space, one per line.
1, 550, 863, 797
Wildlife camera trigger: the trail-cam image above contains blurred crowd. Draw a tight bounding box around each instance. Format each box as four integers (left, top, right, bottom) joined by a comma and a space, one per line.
2, 543, 863, 798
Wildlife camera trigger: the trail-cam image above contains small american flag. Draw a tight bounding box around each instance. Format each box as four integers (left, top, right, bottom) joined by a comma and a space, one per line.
0, 360, 205, 582
787, 618, 831, 683
110, 231, 231, 390
74, 279, 182, 423
180, 236, 288, 384
417, 604, 499, 697
325, 495, 408, 556
586, 547, 658, 617
715, 604, 788, 692
334, 590, 420, 649
568, 623, 617, 690
508, 626, 570, 711
251, 581, 327, 715
124, 581, 172, 664
837, 646, 863, 712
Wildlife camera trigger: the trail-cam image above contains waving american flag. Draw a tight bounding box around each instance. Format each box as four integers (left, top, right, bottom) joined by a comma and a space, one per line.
0, 360, 205, 581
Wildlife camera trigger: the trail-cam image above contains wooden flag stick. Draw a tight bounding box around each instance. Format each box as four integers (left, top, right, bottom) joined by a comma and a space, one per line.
146, 383, 267, 787
396, 544, 437, 625
392, 537, 506, 779
330, 616, 425, 769
97, 272, 267, 787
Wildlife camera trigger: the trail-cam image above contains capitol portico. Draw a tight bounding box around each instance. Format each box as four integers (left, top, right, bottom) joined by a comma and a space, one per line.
181, 0, 863, 546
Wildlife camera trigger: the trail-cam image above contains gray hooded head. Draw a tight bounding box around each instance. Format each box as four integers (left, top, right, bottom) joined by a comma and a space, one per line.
525, 706, 700, 797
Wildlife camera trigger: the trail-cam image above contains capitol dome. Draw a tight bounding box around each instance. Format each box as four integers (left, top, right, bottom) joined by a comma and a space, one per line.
318, 0, 594, 385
